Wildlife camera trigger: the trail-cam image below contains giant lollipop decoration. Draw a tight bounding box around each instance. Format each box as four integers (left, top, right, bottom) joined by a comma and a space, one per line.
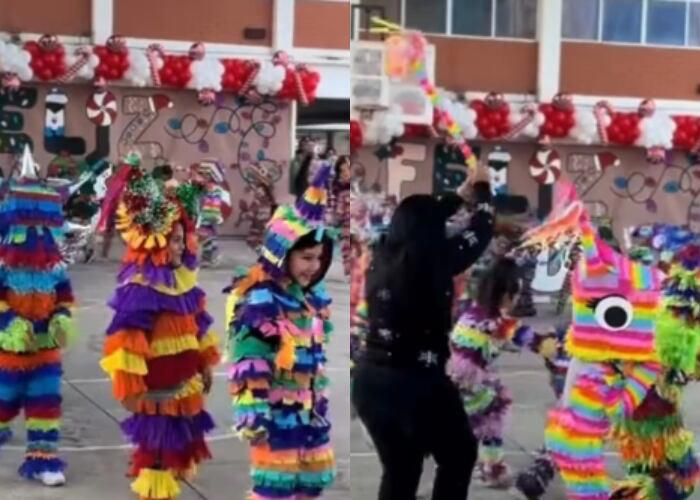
529, 143, 562, 220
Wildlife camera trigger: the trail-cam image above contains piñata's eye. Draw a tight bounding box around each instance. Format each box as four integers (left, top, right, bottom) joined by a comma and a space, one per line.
592, 295, 633, 331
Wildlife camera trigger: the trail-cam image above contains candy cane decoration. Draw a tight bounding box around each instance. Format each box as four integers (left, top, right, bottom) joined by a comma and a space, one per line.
240, 60, 261, 94
505, 103, 537, 140
594, 101, 613, 144
57, 46, 92, 83
273, 51, 308, 105
146, 43, 165, 87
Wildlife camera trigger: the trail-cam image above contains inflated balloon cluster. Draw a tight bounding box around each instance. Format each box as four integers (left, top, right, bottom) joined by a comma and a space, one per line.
0, 34, 320, 105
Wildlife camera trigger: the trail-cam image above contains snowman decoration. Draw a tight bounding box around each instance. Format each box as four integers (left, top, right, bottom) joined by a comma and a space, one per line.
487, 146, 512, 197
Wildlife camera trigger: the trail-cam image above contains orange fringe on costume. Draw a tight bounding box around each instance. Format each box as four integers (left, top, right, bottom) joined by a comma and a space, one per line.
112, 372, 148, 401
151, 313, 198, 341
0, 348, 61, 370
6, 291, 57, 321
123, 247, 170, 267
135, 393, 204, 417
200, 346, 219, 368
103, 330, 152, 357
250, 444, 335, 473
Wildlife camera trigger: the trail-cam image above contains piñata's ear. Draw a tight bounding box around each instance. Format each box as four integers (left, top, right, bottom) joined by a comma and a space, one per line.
579, 211, 614, 278
295, 162, 331, 228
519, 200, 583, 251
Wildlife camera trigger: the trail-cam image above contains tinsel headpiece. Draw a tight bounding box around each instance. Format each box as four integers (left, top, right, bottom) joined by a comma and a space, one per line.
114, 154, 201, 277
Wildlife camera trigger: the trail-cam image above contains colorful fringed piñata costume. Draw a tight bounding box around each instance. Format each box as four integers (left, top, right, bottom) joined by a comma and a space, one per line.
100, 162, 220, 500
330, 180, 350, 277
0, 148, 76, 484
447, 303, 557, 483
228, 164, 336, 499
521, 202, 665, 499
609, 244, 700, 499
193, 159, 231, 267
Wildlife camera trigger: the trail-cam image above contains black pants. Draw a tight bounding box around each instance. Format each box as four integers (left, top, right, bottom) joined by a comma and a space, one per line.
352, 359, 479, 500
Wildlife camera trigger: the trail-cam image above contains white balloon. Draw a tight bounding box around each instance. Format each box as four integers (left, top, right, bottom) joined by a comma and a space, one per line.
0, 41, 33, 81
637, 112, 676, 149
253, 61, 285, 95
570, 106, 598, 144
190, 57, 225, 92
126, 49, 160, 87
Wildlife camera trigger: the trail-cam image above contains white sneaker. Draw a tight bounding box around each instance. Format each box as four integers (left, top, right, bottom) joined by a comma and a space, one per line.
36, 471, 65, 486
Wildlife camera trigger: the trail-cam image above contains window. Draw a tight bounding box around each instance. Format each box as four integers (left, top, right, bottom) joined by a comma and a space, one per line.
563, 0, 700, 47
603, 0, 642, 43
404, 0, 538, 39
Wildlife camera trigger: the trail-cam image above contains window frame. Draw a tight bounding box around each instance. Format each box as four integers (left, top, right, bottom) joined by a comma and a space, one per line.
563, 0, 700, 50
400, 0, 538, 43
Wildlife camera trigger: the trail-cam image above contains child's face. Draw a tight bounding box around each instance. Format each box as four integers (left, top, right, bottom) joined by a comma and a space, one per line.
340, 161, 351, 183
168, 223, 185, 267
288, 244, 324, 287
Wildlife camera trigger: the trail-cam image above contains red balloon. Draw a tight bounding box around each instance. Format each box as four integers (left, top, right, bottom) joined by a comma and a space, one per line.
44, 53, 56, 65
95, 46, 107, 57
477, 116, 491, 129
555, 111, 567, 124
485, 126, 498, 138
39, 68, 53, 80
109, 67, 120, 79
540, 104, 553, 117
565, 113, 576, 128
553, 126, 564, 137
24, 42, 40, 55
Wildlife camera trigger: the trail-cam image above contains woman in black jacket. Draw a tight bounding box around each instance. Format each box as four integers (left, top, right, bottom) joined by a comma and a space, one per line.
352, 165, 494, 500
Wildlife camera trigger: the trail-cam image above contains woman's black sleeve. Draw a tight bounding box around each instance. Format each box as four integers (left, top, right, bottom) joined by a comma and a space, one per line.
448, 182, 494, 276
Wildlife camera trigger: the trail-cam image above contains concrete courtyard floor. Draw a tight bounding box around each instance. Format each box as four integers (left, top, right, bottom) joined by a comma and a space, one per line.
0, 238, 350, 500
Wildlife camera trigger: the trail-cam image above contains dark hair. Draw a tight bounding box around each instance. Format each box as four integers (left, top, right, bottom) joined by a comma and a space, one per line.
368, 194, 452, 334
287, 231, 334, 287
476, 257, 521, 317
436, 192, 466, 220
334, 155, 350, 179
153, 164, 174, 181
293, 154, 314, 199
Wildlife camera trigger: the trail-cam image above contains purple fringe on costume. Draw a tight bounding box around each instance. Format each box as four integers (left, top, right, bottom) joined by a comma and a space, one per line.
228, 359, 272, 381
467, 381, 512, 440
195, 310, 213, 339
447, 355, 486, 389
120, 411, 215, 452
117, 252, 199, 288
106, 310, 156, 335
108, 283, 204, 316
296, 204, 325, 225
259, 258, 283, 280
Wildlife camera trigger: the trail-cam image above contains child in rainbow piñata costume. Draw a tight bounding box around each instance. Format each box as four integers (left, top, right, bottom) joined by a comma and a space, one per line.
0, 147, 76, 487
520, 200, 700, 499
447, 256, 560, 488
192, 158, 230, 267
100, 156, 220, 500
227, 163, 336, 499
